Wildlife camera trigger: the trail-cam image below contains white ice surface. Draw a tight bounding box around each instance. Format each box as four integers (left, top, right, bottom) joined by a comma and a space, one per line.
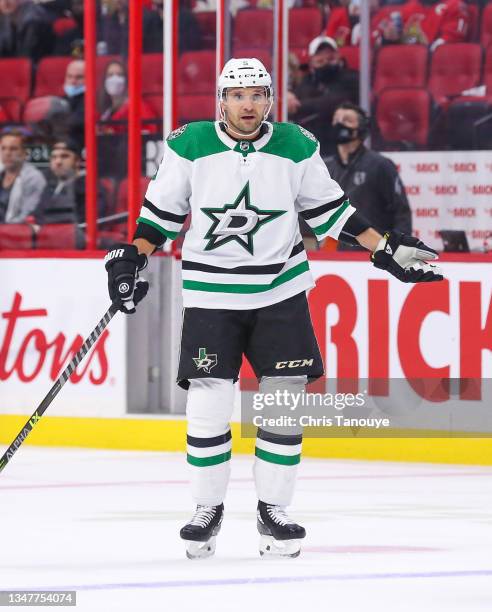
0, 448, 491, 612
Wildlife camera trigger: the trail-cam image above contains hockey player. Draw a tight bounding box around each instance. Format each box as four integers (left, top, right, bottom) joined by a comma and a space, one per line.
104, 58, 443, 560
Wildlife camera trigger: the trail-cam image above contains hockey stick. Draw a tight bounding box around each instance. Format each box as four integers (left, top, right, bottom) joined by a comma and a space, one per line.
0, 303, 119, 475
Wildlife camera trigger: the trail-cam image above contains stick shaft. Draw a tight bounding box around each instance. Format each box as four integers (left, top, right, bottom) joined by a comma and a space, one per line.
0, 304, 118, 474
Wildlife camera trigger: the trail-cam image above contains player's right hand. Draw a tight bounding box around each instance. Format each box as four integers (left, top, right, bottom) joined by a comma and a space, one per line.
104, 244, 149, 313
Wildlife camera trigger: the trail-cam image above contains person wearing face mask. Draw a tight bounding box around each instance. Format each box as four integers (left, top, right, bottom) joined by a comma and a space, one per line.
290, 36, 359, 156
0, 129, 46, 224
34, 139, 107, 226
98, 61, 159, 135
61, 59, 86, 150
324, 102, 411, 250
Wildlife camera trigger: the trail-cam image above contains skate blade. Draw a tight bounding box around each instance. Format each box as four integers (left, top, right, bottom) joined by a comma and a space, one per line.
185, 536, 217, 560
259, 535, 301, 558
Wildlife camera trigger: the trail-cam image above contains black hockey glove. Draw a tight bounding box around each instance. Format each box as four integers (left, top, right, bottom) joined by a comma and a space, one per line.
104, 244, 149, 313
371, 231, 443, 283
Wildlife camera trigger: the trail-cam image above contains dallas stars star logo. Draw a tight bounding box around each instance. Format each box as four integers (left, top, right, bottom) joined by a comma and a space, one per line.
201, 182, 286, 255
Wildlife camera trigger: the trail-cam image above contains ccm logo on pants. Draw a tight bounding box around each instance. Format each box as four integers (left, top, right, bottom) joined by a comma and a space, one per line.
275, 359, 314, 369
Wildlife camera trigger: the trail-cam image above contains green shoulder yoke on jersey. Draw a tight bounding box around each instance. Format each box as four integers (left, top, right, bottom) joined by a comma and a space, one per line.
166, 122, 230, 161
260, 123, 318, 163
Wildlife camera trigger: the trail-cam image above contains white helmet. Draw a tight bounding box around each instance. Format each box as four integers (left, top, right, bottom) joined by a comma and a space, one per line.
217, 58, 273, 138
217, 58, 272, 100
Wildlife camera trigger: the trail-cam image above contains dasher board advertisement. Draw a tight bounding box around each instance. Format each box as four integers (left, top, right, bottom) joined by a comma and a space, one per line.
308, 259, 492, 382
0, 259, 127, 417
385, 151, 492, 252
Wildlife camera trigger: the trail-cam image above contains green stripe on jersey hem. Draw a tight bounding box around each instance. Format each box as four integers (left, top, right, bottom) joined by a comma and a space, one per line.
137, 217, 179, 239
182, 260, 310, 294
255, 447, 301, 465
187, 450, 232, 467
312, 200, 350, 236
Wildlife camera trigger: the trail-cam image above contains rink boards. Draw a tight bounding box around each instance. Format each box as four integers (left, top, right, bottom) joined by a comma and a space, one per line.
1, 252, 491, 464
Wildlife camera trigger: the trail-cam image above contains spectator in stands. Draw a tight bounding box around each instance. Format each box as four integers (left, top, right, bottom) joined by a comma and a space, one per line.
375, 0, 469, 49
0, 129, 46, 223
99, 0, 202, 55
145, 0, 203, 53
289, 35, 359, 155
325, 0, 361, 47
35, 139, 106, 224
98, 60, 159, 134
61, 58, 85, 148
0, 0, 55, 61
324, 102, 411, 249
53, 0, 84, 56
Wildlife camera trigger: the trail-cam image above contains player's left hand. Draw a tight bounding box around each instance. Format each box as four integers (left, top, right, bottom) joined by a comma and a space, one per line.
371, 231, 443, 283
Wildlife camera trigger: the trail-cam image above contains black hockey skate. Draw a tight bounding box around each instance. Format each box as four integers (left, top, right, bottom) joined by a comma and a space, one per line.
180, 503, 224, 559
257, 501, 306, 558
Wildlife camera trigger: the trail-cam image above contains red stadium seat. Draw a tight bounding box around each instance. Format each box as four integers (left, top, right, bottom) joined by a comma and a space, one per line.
100, 178, 117, 213
0, 98, 22, 122
376, 88, 431, 147
289, 8, 323, 50
233, 9, 273, 50
195, 11, 216, 49
0, 58, 32, 104
481, 3, 492, 48
484, 45, 492, 93
178, 94, 216, 123
141, 53, 163, 95
23, 96, 57, 123
143, 94, 163, 118
373, 45, 428, 95
0, 224, 34, 250
428, 43, 482, 105
34, 56, 72, 97
116, 178, 151, 214
232, 48, 272, 71
36, 224, 77, 249
179, 51, 216, 95
339, 46, 360, 71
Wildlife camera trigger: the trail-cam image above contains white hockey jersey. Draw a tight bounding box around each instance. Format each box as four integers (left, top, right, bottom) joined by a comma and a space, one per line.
138, 120, 356, 309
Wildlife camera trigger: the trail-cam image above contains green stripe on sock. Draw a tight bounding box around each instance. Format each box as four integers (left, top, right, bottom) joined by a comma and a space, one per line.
312, 200, 350, 236
137, 217, 179, 239
183, 261, 310, 294
255, 447, 301, 466
187, 450, 231, 467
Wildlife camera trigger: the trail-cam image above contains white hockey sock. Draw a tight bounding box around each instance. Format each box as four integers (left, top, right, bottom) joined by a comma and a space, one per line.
186, 378, 235, 507
253, 376, 305, 506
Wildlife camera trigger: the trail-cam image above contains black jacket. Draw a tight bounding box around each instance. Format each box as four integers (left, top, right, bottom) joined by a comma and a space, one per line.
35, 172, 106, 225
324, 145, 412, 246
292, 67, 359, 156
0, 3, 54, 61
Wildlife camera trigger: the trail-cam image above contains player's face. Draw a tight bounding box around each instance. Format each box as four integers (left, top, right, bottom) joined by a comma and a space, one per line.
50, 149, 78, 179
0, 135, 25, 171
221, 87, 270, 136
